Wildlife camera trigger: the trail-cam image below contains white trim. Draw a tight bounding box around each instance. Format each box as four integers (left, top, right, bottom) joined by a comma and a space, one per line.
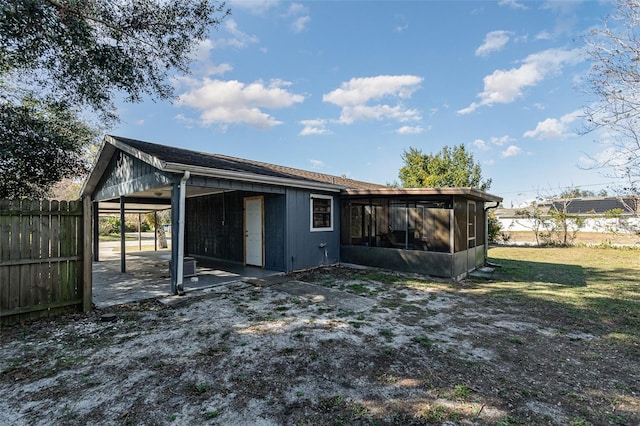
310, 194, 334, 232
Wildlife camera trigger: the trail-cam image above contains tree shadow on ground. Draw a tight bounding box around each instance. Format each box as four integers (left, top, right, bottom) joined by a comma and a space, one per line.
482, 256, 640, 338
491, 256, 587, 286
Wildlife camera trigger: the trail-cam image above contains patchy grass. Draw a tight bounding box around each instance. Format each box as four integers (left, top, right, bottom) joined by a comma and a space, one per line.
485, 247, 640, 336
1, 247, 639, 425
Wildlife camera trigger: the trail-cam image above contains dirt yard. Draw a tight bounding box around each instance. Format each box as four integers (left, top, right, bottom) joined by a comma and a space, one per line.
1, 256, 639, 425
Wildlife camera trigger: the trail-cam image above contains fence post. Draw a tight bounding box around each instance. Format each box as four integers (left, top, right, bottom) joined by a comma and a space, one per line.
83, 196, 92, 312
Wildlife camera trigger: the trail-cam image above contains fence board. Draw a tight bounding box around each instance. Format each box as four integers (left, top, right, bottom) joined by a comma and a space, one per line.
9, 202, 21, 312
0, 198, 88, 324
50, 200, 61, 305
40, 200, 51, 305
29, 200, 42, 307
0, 200, 9, 312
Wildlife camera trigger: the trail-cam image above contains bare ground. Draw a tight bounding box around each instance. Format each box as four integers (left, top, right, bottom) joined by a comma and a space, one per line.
1, 265, 638, 425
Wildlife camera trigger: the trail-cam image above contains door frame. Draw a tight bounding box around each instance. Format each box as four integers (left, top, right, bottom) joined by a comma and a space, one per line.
243, 195, 265, 267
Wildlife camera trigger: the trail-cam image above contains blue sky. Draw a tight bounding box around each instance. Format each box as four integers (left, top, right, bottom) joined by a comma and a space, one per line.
113, 0, 617, 207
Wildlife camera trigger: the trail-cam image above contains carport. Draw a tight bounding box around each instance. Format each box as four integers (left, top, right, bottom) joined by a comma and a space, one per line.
82, 135, 372, 303
81, 136, 288, 301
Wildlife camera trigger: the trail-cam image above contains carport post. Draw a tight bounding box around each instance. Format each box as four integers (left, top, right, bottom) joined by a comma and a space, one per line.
93, 201, 99, 262
120, 196, 126, 273
154, 212, 158, 252
169, 171, 190, 295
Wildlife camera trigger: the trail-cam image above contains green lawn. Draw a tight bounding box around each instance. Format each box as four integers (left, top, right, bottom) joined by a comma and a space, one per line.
485, 246, 640, 343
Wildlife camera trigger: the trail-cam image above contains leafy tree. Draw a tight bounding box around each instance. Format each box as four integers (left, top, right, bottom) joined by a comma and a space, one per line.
398, 145, 492, 190
515, 202, 549, 247
145, 210, 170, 249
547, 200, 585, 245
487, 210, 506, 244
0, 98, 96, 198
583, 0, 640, 195
0, 0, 230, 198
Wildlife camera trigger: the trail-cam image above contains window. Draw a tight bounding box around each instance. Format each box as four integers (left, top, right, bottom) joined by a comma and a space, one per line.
310, 194, 333, 231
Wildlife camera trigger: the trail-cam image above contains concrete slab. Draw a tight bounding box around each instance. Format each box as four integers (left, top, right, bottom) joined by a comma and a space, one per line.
469, 266, 496, 280
92, 250, 281, 308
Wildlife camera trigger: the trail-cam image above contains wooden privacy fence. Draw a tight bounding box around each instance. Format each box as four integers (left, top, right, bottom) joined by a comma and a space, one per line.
0, 198, 92, 324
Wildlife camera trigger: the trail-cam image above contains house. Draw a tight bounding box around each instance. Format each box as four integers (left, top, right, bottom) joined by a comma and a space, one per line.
82, 136, 503, 293
496, 197, 639, 234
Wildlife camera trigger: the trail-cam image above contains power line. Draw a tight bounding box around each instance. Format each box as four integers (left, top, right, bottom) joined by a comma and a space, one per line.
498, 181, 617, 195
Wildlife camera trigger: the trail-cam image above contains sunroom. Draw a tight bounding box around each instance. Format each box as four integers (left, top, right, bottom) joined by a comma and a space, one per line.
340, 188, 502, 279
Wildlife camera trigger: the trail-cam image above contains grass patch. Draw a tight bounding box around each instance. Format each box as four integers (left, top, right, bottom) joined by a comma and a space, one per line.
477, 247, 640, 336
411, 335, 434, 348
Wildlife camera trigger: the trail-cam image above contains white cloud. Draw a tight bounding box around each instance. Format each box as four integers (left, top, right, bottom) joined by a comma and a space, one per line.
323, 75, 423, 124
458, 48, 583, 114
299, 119, 333, 136
501, 145, 523, 157
475, 30, 512, 57
309, 159, 326, 169
535, 30, 552, 41
394, 24, 409, 33
523, 109, 581, 139
473, 139, 490, 151
491, 135, 513, 146
177, 79, 304, 129
228, 0, 279, 15
292, 15, 310, 33
498, 0, 528, 10
396, 125, 424, 135
287, 3, 310, 33
188, 39, 234, 77
210, 19, 259, 49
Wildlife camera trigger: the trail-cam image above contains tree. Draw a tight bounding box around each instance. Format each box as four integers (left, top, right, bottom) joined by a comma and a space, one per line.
398, 145, 492, 190
0, 0, 230, 198
547, 200, 585, 245
145, 210, 170, 249
0, 98, 96, 198
583, 0, 640, 195
515, 202, 549, 247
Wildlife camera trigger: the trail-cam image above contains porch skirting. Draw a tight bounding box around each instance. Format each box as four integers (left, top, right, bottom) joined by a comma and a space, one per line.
340, 245, 485, 279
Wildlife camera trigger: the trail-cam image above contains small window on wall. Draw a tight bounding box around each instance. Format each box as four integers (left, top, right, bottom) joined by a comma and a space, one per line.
310, 194, 333, 232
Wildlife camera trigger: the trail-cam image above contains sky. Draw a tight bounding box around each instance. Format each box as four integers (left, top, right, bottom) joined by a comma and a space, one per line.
112, 0, 619, 207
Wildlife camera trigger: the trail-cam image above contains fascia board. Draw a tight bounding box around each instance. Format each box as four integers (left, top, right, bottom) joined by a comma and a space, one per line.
106, 135, 167, 170
163, 162, 343, 193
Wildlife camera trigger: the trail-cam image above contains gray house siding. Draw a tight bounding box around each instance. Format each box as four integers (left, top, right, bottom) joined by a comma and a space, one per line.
264, 193, 286, 271
93, 150, 172, 201
184, 191, 287, 271
185, 192, 244, 263
285, 188, 340, 271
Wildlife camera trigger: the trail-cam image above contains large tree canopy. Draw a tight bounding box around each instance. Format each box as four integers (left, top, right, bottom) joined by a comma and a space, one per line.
584, 0, 640, 194
0, 0, 229, 198
0, 98, 96, 198
1, 0, 229, 119
398, 145, 492, 191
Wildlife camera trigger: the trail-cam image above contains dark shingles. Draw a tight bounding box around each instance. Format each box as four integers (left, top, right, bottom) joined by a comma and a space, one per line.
111, 136, 385, 190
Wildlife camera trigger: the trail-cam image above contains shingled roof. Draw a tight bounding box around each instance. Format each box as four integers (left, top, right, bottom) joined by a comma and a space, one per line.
109, 135, 386, 191
496, 197, 638, 217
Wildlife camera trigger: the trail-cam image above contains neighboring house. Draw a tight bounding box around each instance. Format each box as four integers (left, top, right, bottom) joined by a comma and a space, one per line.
82, 136, 503, 293
497, 197, 639, 233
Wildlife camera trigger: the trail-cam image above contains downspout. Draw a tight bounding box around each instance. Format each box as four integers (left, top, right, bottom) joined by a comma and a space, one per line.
176, 171, 190, 295
484, 201, 500, 264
